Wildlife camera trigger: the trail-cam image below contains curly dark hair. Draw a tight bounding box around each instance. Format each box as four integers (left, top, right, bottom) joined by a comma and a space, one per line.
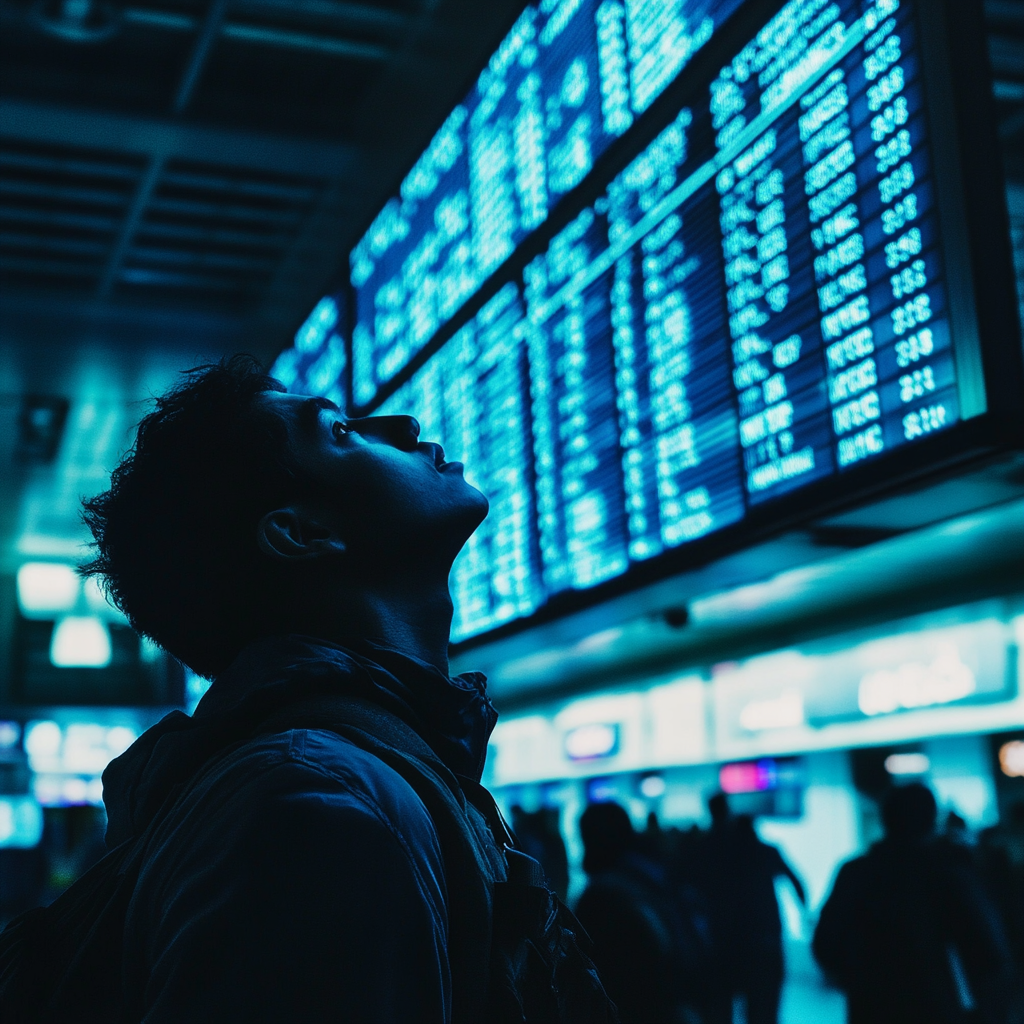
81, 354, 298, 678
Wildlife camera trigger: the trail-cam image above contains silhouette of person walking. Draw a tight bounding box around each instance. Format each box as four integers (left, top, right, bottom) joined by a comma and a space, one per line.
575, 801, 693, 1023
511, 805, 570, 902
814, 782, 1017, 1024
695, 794, 805, 1024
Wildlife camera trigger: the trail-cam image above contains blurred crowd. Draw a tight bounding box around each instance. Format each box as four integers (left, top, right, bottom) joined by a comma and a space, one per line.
3, 788, 1023, 1023
514, 788, 1024, 1024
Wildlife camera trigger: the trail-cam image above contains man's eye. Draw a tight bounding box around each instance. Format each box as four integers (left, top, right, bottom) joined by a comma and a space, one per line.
331, 421, 350, 439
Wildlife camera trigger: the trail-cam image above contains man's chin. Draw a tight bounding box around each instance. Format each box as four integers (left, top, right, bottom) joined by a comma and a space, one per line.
468, 488, 489, 524
449, 491, 489, 547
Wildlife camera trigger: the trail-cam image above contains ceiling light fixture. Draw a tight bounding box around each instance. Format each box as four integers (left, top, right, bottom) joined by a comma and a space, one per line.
17, 563, 80, 617
50, 616, 112, 668
29, 0, 121, 43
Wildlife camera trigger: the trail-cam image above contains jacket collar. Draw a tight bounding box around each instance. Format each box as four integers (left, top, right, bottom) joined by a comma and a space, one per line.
102, 635, 496, 847
198, 634, 497, 780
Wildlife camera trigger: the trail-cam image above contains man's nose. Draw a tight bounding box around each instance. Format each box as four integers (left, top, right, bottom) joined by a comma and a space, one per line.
345, 415, 421, 451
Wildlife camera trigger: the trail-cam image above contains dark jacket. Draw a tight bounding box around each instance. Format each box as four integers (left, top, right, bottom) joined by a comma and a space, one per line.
103, 635, 505, 1024
813, 836, 1016, 1024
695, 818, 802, 970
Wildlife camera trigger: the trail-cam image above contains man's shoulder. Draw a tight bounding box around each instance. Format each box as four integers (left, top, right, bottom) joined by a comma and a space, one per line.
829, 850, 876, 893
207, 725, 436, 833
134, 725, 446, 914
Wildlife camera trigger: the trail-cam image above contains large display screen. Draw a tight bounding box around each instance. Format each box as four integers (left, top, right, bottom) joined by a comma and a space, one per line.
349, 0, 747, 407
368, 0, 988, 642
268, 0, 1018, 647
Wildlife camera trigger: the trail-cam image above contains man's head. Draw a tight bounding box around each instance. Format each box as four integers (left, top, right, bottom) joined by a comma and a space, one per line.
82, 356, 487, 678
881, 782, 937, 841
579, 801, 635, 874
707, 792, 730, 826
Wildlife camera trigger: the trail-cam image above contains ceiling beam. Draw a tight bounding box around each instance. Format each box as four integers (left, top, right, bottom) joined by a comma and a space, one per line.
0, 99, 360, 179
231, 0, 410, 35
122, 7, 391, 60
97, 156, 166, 299
98, 0, 234, 298
174, 0, 232, 114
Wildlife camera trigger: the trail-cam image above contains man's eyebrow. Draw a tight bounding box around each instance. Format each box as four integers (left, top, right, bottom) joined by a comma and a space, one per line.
297, 396, 340, 433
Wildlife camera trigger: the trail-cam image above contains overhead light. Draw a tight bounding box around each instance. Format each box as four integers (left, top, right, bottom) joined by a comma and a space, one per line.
17, 563, 80, 617
106, 726, 137, 757
999, 741, 1024, 778
564, 723, 619, 761
884, 752, 931, 775
24, 721, 62, 768
31, 776, 104, 808
24, 720, 136, 773
50, 616, 112, 668
16, 535, 90, 559
29, 0, 121, 43
639, 775, 666, 798
739, 689, 805, 732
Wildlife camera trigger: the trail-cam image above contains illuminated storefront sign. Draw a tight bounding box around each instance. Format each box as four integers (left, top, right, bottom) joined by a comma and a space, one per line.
485, 607, 1024, 787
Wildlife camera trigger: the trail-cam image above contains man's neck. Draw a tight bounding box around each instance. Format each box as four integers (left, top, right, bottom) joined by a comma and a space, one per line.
297, 572, 454, 676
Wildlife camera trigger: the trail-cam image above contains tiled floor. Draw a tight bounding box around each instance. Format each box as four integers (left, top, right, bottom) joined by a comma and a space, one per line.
778, 938, 846, 1024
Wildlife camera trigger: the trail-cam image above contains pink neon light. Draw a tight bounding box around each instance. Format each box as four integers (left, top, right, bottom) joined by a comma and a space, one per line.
719, 760, 776, 794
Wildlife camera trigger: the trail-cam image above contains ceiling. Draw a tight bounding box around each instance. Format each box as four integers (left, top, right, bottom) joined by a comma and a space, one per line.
0, 0, 526, 349
0, 0, 1022, 577
0, 0, 525, 570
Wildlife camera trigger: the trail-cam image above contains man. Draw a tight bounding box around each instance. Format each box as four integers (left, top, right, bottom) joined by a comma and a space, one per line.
814, 783, 1017, 1024
694, 795, 805, 1024
65, 356, 609, 1022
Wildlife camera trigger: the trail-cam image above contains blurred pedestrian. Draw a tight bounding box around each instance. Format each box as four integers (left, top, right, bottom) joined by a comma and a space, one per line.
814, 782, 1017, 1024
511, 804, 570, 902
694, 794, 805, 1024
575, 801, 707, 1022
978, 801, 1024, 982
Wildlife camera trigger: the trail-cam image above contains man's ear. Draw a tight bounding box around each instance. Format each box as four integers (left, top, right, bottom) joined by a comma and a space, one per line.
257, 508, 346, 562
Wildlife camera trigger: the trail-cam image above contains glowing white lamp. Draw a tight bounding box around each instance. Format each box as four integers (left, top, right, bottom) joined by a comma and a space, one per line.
639, 775, 667, 798
884, 752, 931, 776
17, 563, 80, 617
999, 741, 1024, 778
50, 616, 112, 668
24, 720, 62, 772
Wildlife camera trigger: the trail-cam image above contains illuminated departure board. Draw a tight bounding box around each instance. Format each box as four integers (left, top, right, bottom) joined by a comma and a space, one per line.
350, 0, 746, 407
274, 0, 1017, 644
377, 284, 543, 640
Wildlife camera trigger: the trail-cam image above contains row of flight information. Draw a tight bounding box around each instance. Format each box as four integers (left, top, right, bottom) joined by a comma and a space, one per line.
350, 0, 746, 407
274, 0, 964, 643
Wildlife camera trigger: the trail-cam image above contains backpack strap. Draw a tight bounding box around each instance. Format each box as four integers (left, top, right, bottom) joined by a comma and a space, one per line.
253, 695, 497, 1024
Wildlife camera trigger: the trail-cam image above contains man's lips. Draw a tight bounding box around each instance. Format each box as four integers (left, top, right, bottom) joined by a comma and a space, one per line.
424, 442, 449, 469
419, 441, 464, 473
